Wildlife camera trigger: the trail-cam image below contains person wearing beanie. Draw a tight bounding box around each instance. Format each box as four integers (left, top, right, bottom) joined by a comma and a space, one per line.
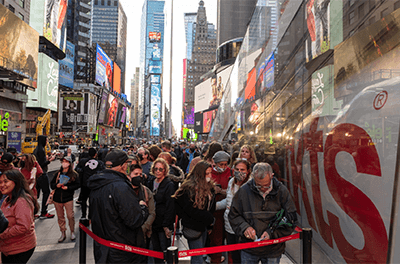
87, 150, 149, 263
209, 150, 231, 263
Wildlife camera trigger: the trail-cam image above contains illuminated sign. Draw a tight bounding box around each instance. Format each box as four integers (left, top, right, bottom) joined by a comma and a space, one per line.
59, 41, 75, 88
149, 32, 161, 42
0, 113, 10, 134
95, 44, 113, 90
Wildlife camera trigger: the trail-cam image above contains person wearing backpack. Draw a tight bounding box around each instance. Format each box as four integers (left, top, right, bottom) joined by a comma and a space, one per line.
75, 148, 104, 218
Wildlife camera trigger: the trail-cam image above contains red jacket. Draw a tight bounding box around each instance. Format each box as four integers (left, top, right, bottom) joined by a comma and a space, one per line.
0, 197, 36, 255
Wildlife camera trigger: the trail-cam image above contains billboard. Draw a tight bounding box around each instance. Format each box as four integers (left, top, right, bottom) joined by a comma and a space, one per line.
115, 104, 127, 128
95, 44, 113, 89
203, 109, 217, 133
152, 46, 161, 60
194, 65, 233, 113
244, 68, 256, 102
61, 93, 89, 128
113, 62, 121, 93
104, 94, 118, 127
149, 60, 162, 74
0, 4, 39, 88
30, 0, 67, 51
149, 32, 161, 42
7, 132, 21, 153
87, 93, 97, 134
194, 112, 203, 134
98, 92, 108, 124
59, 41, 75, 88
183, 104, 194, 125
27, 53, 59, 111
150, 83, 161, 136
150, 75, 160, 84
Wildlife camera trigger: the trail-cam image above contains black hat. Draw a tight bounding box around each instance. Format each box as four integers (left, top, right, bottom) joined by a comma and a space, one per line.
1, 153, 13, 164
105, 150, 128, 168
6, 147, 17, 154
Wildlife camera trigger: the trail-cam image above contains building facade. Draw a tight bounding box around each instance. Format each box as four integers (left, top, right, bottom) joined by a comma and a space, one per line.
130, 67, 140, 134
1, 0, 31, 22
92, 0, 127, 93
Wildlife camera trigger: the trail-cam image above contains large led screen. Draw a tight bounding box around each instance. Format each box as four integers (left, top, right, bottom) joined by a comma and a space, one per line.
149, 60, 162, 74
59, 41, 75, 88
183, 104, 194, 125
0, 4, 39, 88
95, 44, 113, 90
104, 94, 118, 127
150, 83, 161, 136
98, 91, 108, 124
113, 62, 121, 93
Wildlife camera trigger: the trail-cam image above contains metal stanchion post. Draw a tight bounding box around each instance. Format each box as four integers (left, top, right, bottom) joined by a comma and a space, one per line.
165, 246, 179, 264
302, 228, 312, 264
79, 218, 90, 264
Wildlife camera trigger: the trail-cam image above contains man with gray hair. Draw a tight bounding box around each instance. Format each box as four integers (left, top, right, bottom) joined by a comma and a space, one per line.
229, 163, 297, 264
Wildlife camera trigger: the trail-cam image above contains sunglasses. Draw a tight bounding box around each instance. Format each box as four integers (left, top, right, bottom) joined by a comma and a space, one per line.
154, 167, 165, 172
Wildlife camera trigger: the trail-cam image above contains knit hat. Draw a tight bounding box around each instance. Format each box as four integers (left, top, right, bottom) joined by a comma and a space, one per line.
212, 151, 230, 163
1, 153, 13, 164
105, 150, 128, 168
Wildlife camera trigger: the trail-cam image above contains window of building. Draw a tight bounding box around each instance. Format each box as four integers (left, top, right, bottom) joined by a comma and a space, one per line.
101, 0, 104, 5
395, 1, 400, 10
381, 8, 390, 18
18, 0, 24, 8
358, 3, 364, 18
8, 4, 15, 13
95, 0, 98, 5
369, 16, 375, 25
114, 1, 117, 6
108, 0, 111, 6
18, 12, 24, 20
349, 11, 355, 24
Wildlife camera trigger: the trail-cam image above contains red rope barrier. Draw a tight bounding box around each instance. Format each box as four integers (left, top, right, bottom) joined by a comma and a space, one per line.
79, 223, 302, 260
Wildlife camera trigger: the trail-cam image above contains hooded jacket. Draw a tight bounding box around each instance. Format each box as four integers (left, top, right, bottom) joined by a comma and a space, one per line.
33, 135, 49, 172
87, 169, 148, 263
229, 178, 297, 258
168, 165, 185, 191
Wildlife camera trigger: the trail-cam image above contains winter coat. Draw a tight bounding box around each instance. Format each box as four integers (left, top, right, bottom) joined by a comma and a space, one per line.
0, 162, 14, 174
75, 158, 105, 187
87, 169, 149, 263
148, 177, 175, 232
50, 170, 80, 203
33, 135, 49, 172
229, 177, 297, 258
175, 189, 216, 232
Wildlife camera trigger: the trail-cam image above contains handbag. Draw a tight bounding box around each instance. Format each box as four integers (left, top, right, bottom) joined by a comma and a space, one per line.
182, 226, 202, 240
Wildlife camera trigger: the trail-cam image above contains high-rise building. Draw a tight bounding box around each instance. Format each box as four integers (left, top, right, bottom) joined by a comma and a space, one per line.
130, 67, 140, 133
185, 1, 216, 103
139, 0, 165, 136
184, 12, 197, 60
66, 0, 93, 82
217, 0, 258, 46
92, 0, 127, 93
1, 0, 31, 22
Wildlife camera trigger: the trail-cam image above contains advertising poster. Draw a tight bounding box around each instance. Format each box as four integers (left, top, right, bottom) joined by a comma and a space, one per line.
203, 109, 217, 133
126, 109, 130, 129
262, 53, 274, 93
244, 68, 256, 102
150, 83, 161, 136
95, 44, 113, 89
149, 32, 161, 42
194, 112, 203, 134
113, 62, 121, 93
87, 93, 97, 134
104, 94, 118, 127
7, 132, 21, 153
61, 93, 88, 128
27, 53, 59, 111
149, 60, 162, 74
152, 47, 161, 60
98, 92, 108, 124
59, 41, 75, 88
150, 75, 160, 84
115, 104, 123, 128
0, 4, 39, 88
184, 104, 194, 125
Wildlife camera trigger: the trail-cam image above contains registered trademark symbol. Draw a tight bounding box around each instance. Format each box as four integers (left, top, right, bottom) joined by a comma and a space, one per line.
373, 91, 388, 110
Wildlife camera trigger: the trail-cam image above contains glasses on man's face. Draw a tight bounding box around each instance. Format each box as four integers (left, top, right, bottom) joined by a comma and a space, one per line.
154, 167, 164, 172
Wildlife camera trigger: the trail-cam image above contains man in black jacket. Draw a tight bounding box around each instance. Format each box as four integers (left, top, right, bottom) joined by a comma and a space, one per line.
87, 150, 149, 263
75, 148, 104, 218
229, 163, 297, 263
33, 135, 56, 219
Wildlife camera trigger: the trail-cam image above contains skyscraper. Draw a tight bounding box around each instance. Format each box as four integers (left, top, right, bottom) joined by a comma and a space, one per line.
91, 0, 127, 93
139, 0, 165, 136
184, 12, 197, 60
1, 0, 31, 22
131, 67, 140, 134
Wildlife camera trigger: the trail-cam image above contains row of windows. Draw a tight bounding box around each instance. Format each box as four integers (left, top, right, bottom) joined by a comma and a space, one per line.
94, 0, 118, 7
6, 4, 24, 21
348, 1, 400, 25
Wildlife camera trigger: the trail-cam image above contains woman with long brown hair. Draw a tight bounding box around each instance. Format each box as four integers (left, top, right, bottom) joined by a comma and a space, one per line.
19, 154, 43, 197
158, 152, 184, 191
238, 145, 257, 168
0, 169, 40, 263
173, 160, 216, 264
50, 156, 80, 243
203, 142, 223, 163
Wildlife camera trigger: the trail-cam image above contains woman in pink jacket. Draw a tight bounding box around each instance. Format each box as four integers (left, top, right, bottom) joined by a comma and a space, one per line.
0, 169, 40, 263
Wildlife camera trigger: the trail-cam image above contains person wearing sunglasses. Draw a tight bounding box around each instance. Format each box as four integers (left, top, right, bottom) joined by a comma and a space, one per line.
148, 158, 175, 264
229, 163, 297, 264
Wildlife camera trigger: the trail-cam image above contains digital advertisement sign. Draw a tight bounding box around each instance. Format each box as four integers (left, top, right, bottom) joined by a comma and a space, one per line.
59, 41, 75, 88
95, 44, 113, 89
0, 4, 39, 88
61, 93, 89, 128
98, 91, 108, 124
87, 93, 97, 134
203, 109, 217, 133
149, 32, 161, 42
150, 83, 161, 136
104, 94, 118, 127
149, 60, 162, 74
113, 62, 121, 93
27, 53, 59, 111
183, 104, 194, 125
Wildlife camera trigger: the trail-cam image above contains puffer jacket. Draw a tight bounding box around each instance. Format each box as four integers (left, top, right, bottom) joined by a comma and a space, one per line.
229, 177, 297, 258
50, 170, 80, 203
87, 169, 149, 263
168, 165, 185, 191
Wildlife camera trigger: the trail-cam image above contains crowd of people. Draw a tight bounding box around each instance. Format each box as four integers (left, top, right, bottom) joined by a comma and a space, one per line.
0, 137, 297, 264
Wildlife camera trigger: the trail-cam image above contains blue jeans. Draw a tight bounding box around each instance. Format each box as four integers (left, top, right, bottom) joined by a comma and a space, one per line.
187, 230, 207, 264
241, 250, 281, 264
151, 231, 171, 263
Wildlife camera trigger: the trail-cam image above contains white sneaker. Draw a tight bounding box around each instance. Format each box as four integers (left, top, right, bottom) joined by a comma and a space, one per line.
71, 232, 76, 241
